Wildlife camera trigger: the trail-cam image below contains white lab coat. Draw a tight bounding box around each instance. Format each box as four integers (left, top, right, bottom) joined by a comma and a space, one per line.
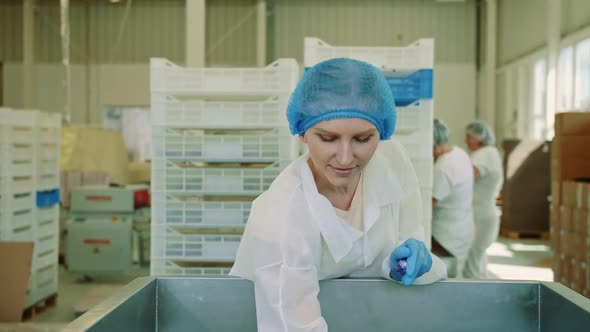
432, 147, 474, 278
230, 140, 447, 332
464, 145, 504, 279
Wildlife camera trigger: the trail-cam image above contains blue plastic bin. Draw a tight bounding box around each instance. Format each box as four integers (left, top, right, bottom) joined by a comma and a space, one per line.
302, 67, 433, 107
36, 188, 60, 208
383, 69, 433, 106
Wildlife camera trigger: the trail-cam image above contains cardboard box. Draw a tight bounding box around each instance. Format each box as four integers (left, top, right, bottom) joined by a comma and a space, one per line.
550, 204, 560, 229
551, 136, 590, 160
552, 255, 561, 281
128, 162, 151, 184
562, 182, 578, 207
560, 230, 569, 256
573, 208, 589, 235
551, 158, 590, 182
550, 226, 560, 251
574, 234, 586, 261
0, 243, 34, 322
560, 206, 573, 230
554, 112, 590, 136
578, 182, 590, 209
568, 232, 579, 257
552, 181, 561, 206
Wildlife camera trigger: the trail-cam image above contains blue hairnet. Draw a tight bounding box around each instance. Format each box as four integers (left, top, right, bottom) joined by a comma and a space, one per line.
466, 120, 496, 145
286, 58, 396, 140
433, 118, 449, 146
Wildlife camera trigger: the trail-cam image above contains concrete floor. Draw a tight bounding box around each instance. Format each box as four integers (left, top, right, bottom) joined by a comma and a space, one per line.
0, 237, 554, 331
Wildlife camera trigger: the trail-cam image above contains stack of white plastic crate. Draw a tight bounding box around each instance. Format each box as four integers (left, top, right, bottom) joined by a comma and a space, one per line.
0, 108, 61, 308
150, 58, 299, 276
29, 111, 61, 307
304, 37, 435, 245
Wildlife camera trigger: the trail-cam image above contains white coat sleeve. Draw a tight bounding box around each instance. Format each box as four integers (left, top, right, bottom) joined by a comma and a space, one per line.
231, 191, 328, 332
381, 145, 447, 284
432, 163, 452, 201
471, 148, 492, 177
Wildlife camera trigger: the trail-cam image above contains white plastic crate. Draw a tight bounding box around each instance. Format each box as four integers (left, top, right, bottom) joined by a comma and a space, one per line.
37, 159, 59, 176
1, 208, 35, 232
304, 37, 434, 69
37, 112, 62, 144
0, 110, 38, 148
151, 95, 289, 129
152, 160, 283, 195
410, 157, 434, 189
36, 218, 58, 240
152, 194, 251, 228
34, 231, 59, 255
396, 100, 433, 134
1, 144, 35, 162
25, 263, 58, 307
32, 248, 58, 269
0, 159, 35, 177
37, 205, 59, 224
152, 127, 296, 163
392, 128, 433, 160
150, 259, 231, 277
1, 191, 34, 213
0, 175, 34, 194
151, 225, 241, 262
150, 58, 299, 96
2, 223, 34, 241
37, 174, 59, 191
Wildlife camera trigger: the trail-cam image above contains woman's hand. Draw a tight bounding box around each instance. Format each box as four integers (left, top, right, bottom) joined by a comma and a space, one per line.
389, 238, 433, 286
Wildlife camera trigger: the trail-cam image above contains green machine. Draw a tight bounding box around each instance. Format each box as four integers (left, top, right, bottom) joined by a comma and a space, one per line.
65, 186, 135, 276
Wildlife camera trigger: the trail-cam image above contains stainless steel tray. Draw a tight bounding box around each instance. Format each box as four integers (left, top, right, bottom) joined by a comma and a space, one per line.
64, 277, 590, 331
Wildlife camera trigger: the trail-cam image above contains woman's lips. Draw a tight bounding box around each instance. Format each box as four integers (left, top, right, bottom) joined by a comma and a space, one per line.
331, 166, 355, 176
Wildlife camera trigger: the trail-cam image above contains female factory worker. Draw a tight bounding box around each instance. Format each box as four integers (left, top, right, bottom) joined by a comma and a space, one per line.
463, 120, 503, 279
230, 58, 447, 331
431, 119, 474, 278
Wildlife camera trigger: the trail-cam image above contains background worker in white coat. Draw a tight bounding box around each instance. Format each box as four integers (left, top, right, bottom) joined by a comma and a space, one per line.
463, 120, 504, 279
230, 58, 447, 331
431, 119, 474, 278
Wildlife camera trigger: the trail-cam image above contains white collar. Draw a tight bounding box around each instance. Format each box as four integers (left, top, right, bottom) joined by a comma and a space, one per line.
300, 151, 402, 262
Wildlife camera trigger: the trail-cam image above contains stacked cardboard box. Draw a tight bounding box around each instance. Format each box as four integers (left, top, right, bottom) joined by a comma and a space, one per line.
551, 112, 590, 298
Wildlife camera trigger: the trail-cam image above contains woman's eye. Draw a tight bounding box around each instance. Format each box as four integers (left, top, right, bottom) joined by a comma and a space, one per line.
319, 135, 336, 142
355, 136, 372, 143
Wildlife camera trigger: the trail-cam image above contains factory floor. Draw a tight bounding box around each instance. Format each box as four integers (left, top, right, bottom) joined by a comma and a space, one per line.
0, 237, 553, 331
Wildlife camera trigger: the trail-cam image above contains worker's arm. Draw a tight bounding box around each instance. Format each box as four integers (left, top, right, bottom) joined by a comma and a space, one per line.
253, 263, 327, 332
472, 165, 481, 178
381, 149, 447, 284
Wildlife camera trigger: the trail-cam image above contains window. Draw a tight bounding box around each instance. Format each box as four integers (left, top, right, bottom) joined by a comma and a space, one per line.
531, 58, 547, 139
574, 38, 590, 109
557, 47, 574, 111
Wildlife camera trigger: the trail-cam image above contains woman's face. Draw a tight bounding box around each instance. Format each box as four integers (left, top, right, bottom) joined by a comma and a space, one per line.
465, 133, 484, 152
302, 118, 379, 190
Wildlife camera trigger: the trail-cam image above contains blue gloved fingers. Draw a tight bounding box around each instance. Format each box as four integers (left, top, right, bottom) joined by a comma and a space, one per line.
391, 246, 411, 261
404, 240, 420, 277
401, 274, 416, 287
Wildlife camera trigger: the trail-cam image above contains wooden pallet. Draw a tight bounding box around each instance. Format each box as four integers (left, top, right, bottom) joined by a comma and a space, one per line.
500, 228, 550, 240
22, 294, 58, 321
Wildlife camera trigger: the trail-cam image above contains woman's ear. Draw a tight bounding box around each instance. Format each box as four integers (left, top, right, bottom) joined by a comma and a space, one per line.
300, 134, 307, 144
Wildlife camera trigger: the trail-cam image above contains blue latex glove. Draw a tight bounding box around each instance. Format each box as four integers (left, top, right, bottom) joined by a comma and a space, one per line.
389, 238, 433, 286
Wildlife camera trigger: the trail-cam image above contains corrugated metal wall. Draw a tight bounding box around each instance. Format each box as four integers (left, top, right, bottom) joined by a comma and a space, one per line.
206, 0, 257, 67
0, 0, 23, 61
0, 0, 185, 64
498, 0, 590, 66
498, 0, 546, 66
562, 0, 590, 36
271, 0, 476, 64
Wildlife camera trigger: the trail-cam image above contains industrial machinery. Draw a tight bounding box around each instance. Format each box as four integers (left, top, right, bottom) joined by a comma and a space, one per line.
65, 186, 139, 276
